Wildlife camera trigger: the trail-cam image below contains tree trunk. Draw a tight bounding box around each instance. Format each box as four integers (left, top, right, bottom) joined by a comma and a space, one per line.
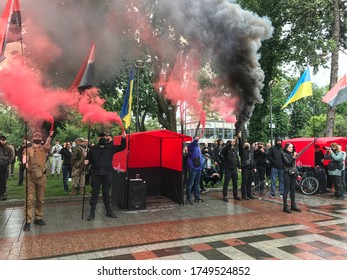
326, 0, 340, 137
156, 93, 177, 132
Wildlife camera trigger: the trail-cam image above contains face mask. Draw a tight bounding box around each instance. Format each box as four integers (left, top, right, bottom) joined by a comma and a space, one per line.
33, 139, 42, 144
98, 138, 107, 145
244, 146, 250, 151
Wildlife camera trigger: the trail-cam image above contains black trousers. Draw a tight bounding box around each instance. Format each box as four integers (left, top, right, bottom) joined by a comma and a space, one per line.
283, 171, 296, 206
89, 173, 112, 207
0, 165, 8, 196
241, 167, 253, 197
18, 164, 25, 185
331, 175, 343, 198
223, 168, 238, 197
255, 166, 266, 193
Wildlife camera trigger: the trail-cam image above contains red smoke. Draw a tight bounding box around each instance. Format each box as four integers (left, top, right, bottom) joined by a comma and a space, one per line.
24, 18, 63, 72
0, 55, 123, 130
0, 56, 75, 127
77, 88, 123, 127
155, 52, 207, 130
211, 95, 238, 123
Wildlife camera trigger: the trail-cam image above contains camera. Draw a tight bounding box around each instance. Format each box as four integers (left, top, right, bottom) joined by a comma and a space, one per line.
323, 146, 331, 150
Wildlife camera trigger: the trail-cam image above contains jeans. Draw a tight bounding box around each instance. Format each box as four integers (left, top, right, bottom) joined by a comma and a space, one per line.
270, 167, 284, 195
62, 165, 70, 191
186, 168, 201, 202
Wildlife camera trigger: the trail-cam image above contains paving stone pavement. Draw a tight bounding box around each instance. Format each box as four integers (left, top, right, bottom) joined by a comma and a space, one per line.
0, 190, 346, 260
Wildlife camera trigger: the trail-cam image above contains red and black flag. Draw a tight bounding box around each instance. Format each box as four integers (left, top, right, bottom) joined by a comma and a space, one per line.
0, 0, 22, 62
69, 42, 95, 92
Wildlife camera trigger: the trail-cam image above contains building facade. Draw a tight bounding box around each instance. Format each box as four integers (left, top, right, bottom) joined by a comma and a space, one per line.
178, 120, 236, 144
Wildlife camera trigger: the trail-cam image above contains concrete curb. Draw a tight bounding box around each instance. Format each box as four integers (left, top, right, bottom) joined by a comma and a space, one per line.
0, 187, 224, 207
0, 195, 91, 207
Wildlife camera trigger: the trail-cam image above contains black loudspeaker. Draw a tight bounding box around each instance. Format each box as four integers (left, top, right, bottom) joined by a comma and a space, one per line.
127, 180, 147, 210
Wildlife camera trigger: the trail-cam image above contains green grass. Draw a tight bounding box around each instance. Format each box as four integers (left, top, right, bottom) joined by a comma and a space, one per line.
6, 164, 242, 200
5, 163, 91, 200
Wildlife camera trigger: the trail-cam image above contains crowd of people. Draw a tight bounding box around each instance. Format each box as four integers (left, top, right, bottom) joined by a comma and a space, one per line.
183, 135, 346, 213
0, 130, 346, 231
0, 131, 126, 231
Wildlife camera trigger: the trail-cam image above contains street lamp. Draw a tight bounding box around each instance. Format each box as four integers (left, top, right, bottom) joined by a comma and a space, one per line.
269, 80, 276, 145
135, 59, 144, 132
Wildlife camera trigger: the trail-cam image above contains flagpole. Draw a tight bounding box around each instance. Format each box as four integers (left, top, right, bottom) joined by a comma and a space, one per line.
81, 123, 91, 220
24, 121, 28, 229
135, 59, 144, 132
269, 80, 276, 145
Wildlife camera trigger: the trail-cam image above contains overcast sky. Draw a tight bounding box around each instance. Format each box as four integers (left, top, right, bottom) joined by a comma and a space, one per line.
311, 52, 347, 88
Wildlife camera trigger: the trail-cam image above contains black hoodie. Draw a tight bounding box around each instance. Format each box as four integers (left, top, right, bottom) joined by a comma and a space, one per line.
267, 138, 284, 169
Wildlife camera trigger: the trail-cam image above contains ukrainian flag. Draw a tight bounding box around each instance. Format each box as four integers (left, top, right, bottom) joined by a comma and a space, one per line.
120, 66, 134, 129
282, 67, 312, 109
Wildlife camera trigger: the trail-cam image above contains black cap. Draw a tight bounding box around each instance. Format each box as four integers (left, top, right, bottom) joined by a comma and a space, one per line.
98, 132, 106, 137
0, 135, 6, 140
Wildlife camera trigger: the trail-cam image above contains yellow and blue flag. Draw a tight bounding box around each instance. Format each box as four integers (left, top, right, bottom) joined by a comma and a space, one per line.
120, 66, 134, 129
282, 67, 312, 109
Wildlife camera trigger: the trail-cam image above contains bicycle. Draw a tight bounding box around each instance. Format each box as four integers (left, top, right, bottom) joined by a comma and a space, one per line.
296, 167, 319, 195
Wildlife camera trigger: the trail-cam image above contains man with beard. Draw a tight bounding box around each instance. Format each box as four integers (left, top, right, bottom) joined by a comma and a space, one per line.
85, 131, 126, 220
267, 137, 284, 198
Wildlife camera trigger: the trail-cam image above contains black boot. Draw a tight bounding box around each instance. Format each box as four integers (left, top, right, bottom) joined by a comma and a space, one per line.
105, 204, 117, 218
283, 205, 291, 213
290, 204, 301, 212
283, 197, 291, 213
87, 205, 96, 221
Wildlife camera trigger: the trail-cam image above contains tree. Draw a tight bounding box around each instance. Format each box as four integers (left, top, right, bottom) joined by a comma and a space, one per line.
239, 0, 347, 139
326, 0, 342, 136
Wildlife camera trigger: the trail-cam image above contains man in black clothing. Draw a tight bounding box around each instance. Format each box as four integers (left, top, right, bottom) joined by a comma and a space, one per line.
238, 136, 256, 200
59, 142, 72, 192
314, 145, 327, 194
253, 142, 268, 195
212, 139, 224, 183
85, 131, 126, 220
267, 137, 284, 197
221, 139, 241, 201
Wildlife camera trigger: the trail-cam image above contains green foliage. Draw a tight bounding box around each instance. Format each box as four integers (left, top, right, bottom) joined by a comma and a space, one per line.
299, 113, 347, 137
239, 0, 346, 139
6, 163, 91, 200
0, 106, 26, 146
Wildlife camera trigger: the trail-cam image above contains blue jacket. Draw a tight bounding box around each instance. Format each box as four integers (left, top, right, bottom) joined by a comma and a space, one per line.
186, 139, 203, 171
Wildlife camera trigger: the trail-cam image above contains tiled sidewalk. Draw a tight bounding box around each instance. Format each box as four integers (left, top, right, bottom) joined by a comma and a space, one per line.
0, 192, 346, 260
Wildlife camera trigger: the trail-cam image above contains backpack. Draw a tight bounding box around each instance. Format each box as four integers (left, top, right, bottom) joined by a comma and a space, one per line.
0, 147, 10, 166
